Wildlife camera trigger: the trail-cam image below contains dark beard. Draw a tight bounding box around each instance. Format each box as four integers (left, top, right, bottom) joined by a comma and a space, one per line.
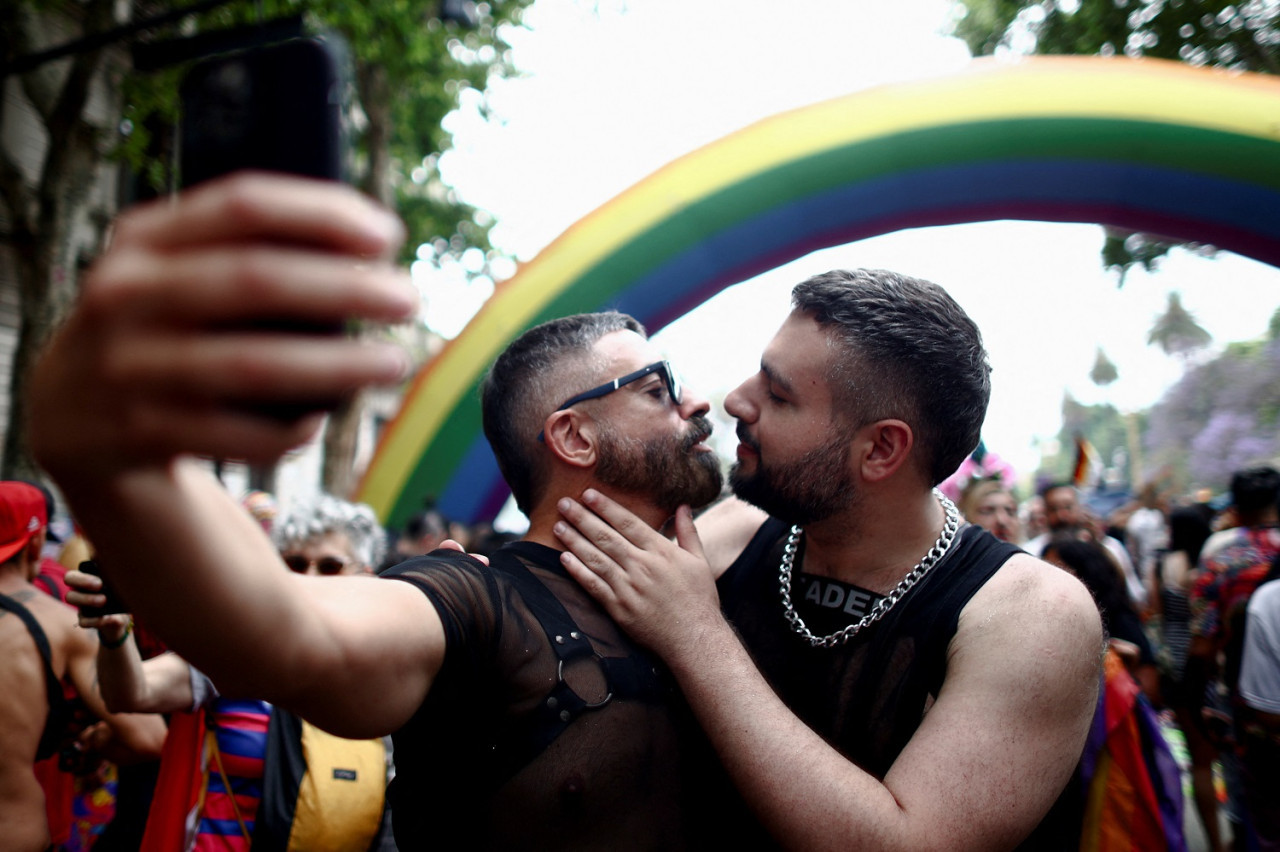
595, 415, 724, 514
729, 425, 855, 526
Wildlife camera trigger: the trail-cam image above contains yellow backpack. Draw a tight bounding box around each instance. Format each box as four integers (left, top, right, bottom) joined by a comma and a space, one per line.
253, 708, 388, 851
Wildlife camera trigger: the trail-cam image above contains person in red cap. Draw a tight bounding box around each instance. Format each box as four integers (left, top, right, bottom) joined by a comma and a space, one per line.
0, 481, 166, 852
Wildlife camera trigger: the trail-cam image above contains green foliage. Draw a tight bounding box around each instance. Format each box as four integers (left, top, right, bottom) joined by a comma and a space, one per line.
115, 0, 531, 262
955, 0, 1280, 69
115, 66, 184, 192
951, 0, 1030, 56
1089, 347, 1118, 387
1147, 291, 1212, 358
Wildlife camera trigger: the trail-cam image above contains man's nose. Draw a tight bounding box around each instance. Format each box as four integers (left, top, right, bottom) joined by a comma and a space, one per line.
723, 377, 756, 422
679, 385, 711, 419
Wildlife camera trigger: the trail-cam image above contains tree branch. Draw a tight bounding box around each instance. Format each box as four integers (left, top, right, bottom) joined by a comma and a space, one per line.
0, 91, 36, 242
8, 3, 64, 124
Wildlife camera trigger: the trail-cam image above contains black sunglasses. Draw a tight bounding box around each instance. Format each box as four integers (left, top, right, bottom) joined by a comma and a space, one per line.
539, 360, 683, 441
283, 554, 351, 575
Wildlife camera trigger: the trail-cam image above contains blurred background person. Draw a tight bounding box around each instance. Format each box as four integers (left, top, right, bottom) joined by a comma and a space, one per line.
67, 493, 392, 852
1029, 482, 1146, 612
958, 477, 1022, 543
1022, 494, 1049, 544
1041, 534, 1186, 852
0, 481, 165, 852
1186, 465, 1280, 852
1043, 536, 1160, 703
1237, 558, 1280, 851
386, 503, 449, 567
1153, 504, 1224, 852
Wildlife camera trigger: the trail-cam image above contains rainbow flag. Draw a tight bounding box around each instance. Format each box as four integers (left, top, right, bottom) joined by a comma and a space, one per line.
1079, 650, 1187, 851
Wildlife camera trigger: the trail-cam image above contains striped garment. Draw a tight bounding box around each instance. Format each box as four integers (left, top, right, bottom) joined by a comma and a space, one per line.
140, 697, 272, 852
194, 698, 272, 850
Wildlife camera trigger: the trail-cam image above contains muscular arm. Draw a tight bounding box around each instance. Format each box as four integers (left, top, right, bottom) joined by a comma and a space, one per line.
65, 459, 446, 739
557, 493, 1103, 851
30, 176, 444, 739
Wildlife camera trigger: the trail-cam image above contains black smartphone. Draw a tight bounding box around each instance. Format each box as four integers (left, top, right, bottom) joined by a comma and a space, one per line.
179, 36, 349, 188
179, 36, 353, 420
77, 559, 129, 618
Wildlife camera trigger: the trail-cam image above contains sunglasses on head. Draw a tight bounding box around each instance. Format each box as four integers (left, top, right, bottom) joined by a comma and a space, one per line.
283, 554, 351, 575
538, 360, 683, 441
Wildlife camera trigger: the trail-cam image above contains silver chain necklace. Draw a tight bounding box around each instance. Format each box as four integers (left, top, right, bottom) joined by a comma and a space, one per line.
779, 488, 961, 648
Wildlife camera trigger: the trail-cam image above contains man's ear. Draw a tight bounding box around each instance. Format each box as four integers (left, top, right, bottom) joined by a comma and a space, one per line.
542, 409, 597, 470
857, 419, 914, 483
21, 530, 45, 574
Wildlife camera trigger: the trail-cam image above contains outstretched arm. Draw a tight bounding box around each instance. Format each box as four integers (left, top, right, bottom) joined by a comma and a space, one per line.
556, 490, 1102, 852
32, 174, 443, 738
63, 625, 167, 763
67, 568, 194, 714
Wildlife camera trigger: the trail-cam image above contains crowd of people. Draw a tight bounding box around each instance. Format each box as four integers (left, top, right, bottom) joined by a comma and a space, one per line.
0, 172, 1272, 852
953, 467, 1280, 852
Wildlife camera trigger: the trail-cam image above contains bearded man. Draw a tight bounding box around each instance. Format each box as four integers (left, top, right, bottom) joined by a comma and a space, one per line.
554, 268, 1105, 851
30, 176, 722, 849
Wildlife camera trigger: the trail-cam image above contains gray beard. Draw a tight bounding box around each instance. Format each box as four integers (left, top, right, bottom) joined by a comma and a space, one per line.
595, 417, 724, 515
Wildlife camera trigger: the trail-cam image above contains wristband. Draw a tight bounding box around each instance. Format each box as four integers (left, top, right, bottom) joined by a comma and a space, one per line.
99, 618, 133, 650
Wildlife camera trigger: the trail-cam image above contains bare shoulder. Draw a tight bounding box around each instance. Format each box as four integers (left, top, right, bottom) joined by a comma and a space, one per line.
694, 496, 769, 576
956, 551, 1104, 676
888, 552, 1103, 847
21, 590, 88, 652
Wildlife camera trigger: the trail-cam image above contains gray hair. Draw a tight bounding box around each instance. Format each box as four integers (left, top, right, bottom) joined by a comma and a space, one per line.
272, 493, 386, 569
481, 311, 647, 516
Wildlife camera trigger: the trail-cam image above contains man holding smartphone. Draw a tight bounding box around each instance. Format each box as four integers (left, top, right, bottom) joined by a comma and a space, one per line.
32, 175, 1103, 851
31, 174, 723, 849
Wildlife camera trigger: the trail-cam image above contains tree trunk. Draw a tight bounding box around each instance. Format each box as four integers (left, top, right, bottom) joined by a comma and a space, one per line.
320, 61, 395, 497
1, 0, 119, 481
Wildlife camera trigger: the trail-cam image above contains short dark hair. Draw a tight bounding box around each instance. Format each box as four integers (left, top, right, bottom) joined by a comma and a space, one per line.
791, 269, 991, 486
404, 505, 447, 539
1168, 505, 1212, 565
1230, 465, 1280, 516
1039, 481, 1076, 501
1040, 535, 1135, 625
481, 311, 646, 516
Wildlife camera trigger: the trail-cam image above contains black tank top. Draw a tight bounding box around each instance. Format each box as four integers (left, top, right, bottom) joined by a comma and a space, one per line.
697, 521, 1079, 850
0, 592, 72, 762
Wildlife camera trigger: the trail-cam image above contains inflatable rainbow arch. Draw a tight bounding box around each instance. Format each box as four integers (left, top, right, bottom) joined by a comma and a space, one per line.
358, 56, 1280, 528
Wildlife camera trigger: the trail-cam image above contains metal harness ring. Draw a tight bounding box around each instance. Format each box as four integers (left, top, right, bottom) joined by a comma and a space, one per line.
557, 654, 613, 710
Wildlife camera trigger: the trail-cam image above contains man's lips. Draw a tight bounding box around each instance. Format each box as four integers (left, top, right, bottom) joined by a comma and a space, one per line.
735, 423, 760, 458
683, 419, 714, 451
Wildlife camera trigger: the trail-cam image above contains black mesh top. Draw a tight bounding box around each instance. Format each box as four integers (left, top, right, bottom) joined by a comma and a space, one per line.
382, 542, 698, 851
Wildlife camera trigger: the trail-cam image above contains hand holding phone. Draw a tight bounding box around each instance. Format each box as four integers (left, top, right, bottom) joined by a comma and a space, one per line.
180, 37, 359, 421
74, 559, 129, 619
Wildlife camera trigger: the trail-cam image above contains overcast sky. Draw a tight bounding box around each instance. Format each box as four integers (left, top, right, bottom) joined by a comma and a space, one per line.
421, 0, 1280, 483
